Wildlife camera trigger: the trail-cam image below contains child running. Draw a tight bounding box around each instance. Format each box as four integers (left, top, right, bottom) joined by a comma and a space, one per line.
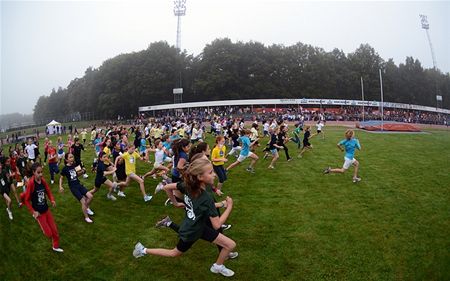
91, 152, 120, 201
323, 129, 362, 183
211, 136, 228, 194
133, 158, 237, 277
226, 129, 259, 173
23, 163, 64, 252
298, 126, 315, 158
114, 145, 152, 202
59, 153, 95, 223
266, 128, 284, 169
0, 160, 13, 220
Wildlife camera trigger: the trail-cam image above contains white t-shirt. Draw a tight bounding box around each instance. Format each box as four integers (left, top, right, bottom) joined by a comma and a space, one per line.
154, 149, 165, 165
317, 123, 324, 131
191, 128, 199, 140
263, 123, 270, 132
25, 144, 37, 159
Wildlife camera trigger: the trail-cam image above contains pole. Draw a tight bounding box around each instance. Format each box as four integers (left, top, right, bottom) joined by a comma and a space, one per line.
379, 69, 384, 131
361, 76, 365, 122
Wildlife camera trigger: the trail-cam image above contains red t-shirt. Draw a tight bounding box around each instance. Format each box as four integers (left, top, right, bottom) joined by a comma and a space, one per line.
47, 147, 58, 164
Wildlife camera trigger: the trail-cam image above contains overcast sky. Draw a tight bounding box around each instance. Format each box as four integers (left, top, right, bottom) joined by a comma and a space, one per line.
1, 0, 449, 115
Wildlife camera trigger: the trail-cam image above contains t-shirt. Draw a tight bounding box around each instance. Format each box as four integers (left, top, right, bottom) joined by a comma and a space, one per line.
269, 133, 278, 150
154, 149, 165, 165
172, 151, 188, 178
177, 182, 219, 242
90, 130, 97, 141
238, 136, 251, 156
121, 151, 140, 175
139, 139, 147, 153
339, 138, 361, 159
211, 145, 226, 166
94, 138, 102, 154
190, 128, 199, 140
96, 161, 108, 181
25, 144, 37, 159
303, 131, 311, 143
80, 131, 87, 140
47, 147, 58, 164
250, 128, 259, 141
57, 142, 65, 154
72, 144, 84, 160
317, 123, 324, 131
31, 180, 49, 213
61, 165, 80, 187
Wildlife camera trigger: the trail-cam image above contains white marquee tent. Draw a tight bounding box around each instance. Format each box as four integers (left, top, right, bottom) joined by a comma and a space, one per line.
46, 120, 62, 135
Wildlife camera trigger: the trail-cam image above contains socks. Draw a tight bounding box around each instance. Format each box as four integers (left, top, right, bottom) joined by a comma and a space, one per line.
142, 248, 147, 255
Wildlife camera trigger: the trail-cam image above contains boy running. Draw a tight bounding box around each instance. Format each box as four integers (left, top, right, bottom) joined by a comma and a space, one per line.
323, 129, 362, 183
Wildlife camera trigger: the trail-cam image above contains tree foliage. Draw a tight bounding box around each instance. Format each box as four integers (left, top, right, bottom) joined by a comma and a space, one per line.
33, 40, 450, 122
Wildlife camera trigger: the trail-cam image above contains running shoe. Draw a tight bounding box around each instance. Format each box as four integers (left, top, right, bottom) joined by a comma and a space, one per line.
352, 177, 362, 183
117, 191, 126, 197
107, 194, 117, 201
6, 208, 13, 220
86, 208, 95, 216
210, 264, 235, 277
323, 167, 331, 174
155, 182, 164, 194
144, 195, 153, 202
155, 216, 172, 228
52, 247, 64, 253
133, 242, 145, 258
221, 224, 232, 231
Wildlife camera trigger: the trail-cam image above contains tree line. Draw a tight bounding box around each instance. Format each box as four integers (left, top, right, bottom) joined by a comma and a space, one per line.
33, 39, 450, 122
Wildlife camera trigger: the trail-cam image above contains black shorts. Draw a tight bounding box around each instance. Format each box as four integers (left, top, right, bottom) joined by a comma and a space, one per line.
213, 165, 227, 183
70, 183, 89, 201
0, 184, 10, 195
116, 170, 127, 182
176, 226, 219, 252
303, 141, 311, 147
95, 177, 107, 188
317, 130, 322, 134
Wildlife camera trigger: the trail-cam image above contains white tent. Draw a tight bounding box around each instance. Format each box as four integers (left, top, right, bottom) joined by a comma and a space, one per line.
46, 120, 62, 135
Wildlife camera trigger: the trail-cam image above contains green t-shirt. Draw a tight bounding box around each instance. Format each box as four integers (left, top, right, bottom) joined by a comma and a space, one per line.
177, 182, 219, 242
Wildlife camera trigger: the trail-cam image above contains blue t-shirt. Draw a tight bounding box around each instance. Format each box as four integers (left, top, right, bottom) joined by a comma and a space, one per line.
239, 136, 251, 156
172, 151, 188, 178
139, 139, 146, 153
338, 138, 361, 159
94, 138, 102, 154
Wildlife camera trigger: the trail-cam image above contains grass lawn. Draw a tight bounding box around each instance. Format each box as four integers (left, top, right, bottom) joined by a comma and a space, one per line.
1, 126, 449, 281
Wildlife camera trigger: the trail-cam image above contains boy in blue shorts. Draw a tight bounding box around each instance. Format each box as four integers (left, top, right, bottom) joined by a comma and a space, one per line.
323, 129, 361, 183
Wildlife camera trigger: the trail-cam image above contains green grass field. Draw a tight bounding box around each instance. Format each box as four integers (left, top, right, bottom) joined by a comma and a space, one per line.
1, 126, 449, 281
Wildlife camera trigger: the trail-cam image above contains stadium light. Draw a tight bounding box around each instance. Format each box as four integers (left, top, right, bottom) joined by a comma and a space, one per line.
420, 14, 441, 112
174, 0, 187, 50
173, 0, 187, 105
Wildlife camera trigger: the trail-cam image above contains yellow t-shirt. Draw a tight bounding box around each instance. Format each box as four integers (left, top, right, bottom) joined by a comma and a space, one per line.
211, 145, 226, 166
154, 128, 163, 139
121, 151, 140, 175
178, 128, 185, 138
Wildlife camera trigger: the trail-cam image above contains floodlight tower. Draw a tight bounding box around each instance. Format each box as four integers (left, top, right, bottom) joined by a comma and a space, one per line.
419, 14, 437, 70
420, 14, 441, 110
173, 0, 186, 104
174, 0, 186, 50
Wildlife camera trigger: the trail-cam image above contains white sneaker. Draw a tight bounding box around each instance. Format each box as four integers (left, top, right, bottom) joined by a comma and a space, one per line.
52, 247, 64, 253
50, 180, 54, 184
107, 194, 117, 201
85, 217, 93, 223
352, 177, 362, 183
144, 195, 153, 202
133, 242, 145, 258
6, 208, 13, 220
117, 191, 126, 197
227, 252, 239, 259
83, 173, 89, 179
86, 208, 94, 216
210, 264, 235, 277
154, 182, 164, 194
